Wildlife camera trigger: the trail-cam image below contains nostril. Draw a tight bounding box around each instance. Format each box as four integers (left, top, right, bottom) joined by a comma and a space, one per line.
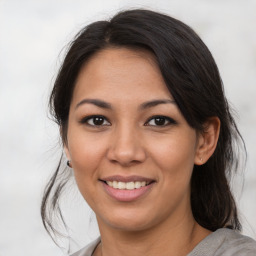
106, 139, 147, 165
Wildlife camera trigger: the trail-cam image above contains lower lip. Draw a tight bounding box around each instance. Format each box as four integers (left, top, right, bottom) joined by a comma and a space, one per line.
102, 182, 155, 202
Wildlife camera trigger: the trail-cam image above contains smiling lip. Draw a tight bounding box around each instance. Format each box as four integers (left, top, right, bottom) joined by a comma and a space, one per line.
101, 175, 154, 183
100, 175, 156, 202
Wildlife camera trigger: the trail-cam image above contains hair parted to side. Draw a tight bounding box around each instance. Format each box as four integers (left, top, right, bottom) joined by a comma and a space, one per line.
41, 9, 245, 243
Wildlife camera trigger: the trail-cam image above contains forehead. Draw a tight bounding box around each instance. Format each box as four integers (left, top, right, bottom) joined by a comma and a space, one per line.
71, 47, 172, 105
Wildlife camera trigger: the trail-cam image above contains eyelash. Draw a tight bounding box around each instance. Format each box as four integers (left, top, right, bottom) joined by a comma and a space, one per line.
80, 115, 110, 126
145, 115, 177, 126
79, 115, 177, 127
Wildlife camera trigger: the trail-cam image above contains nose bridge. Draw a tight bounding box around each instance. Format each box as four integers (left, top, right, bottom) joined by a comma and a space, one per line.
107, 120, 146, 165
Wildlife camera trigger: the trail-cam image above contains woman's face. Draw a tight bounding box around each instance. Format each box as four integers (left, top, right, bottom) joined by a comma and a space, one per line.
65, 48, 203, 232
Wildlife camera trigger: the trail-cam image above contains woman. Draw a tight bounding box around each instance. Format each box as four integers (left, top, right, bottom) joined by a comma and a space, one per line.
41, 9, 256, 256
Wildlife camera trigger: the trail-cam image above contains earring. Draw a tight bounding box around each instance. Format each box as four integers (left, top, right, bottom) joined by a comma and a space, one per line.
67, 160, 72, 168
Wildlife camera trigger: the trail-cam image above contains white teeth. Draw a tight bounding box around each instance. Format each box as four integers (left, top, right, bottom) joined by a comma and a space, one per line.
106, 181, 149, 189
135, 181, 141, 189
106, 181, 113, 187
118, 182, 126, 189
126, 182, 135, 190
113, 181, 118, 188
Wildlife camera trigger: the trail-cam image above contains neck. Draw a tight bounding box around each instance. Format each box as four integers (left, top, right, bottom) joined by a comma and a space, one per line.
94, 211, 211, 256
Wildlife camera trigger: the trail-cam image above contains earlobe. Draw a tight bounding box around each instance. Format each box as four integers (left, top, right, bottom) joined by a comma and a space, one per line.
64, 145, 73, 168
60, 127, 72, 167
194, 117, 220, 165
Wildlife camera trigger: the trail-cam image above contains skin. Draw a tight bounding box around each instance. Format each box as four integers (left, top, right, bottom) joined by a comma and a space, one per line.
64, 48, 220, 256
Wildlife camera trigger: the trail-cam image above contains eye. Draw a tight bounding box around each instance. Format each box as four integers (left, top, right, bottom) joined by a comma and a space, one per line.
145, 115, 177, 127
80, 115, 111, 127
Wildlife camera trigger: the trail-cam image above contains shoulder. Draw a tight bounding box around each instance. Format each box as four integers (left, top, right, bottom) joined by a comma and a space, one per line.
70, 237, 101, 256
70, 230, 256, 256
189, 228, 256, 256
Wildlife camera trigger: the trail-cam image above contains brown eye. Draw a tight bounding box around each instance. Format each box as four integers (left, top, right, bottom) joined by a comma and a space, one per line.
154, 117, 166, 126
91, 117, 105, 125
80, 115, 111, 126
145, 116, 177, 127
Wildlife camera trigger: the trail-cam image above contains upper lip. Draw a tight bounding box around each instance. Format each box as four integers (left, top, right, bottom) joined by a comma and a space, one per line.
100, 175, 155, 183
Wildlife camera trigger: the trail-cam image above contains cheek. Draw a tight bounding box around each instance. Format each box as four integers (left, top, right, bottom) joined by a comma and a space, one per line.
149, 132, 197, 181
67, 128, 108, 192
68, 134, 106, 206
68, 127, 104, 165
149, 135, 197, 216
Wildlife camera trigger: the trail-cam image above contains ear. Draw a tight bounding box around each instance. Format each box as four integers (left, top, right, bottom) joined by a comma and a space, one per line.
194, 117, 220, 165
60, 126, 71, 159
64, 144, 71, 160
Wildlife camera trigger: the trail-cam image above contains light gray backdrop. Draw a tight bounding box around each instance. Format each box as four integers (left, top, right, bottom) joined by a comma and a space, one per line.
0, 0, 255, 255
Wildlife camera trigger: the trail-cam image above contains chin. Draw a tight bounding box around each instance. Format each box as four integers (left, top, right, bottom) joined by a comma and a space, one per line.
97, 208, 160, 232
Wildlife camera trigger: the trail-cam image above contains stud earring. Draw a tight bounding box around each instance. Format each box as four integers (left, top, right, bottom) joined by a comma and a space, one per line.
67, 160, 72, 168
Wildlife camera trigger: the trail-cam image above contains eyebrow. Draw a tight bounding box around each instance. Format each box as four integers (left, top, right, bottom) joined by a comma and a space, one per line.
76, 99, 111, 109
139, 99, 175, 110
75, 98, 176, 110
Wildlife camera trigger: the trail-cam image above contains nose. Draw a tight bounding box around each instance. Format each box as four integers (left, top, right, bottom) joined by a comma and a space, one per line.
106, 125, 147, 166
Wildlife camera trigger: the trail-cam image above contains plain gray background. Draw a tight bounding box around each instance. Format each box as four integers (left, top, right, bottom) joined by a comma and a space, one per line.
0, 0, 255, 255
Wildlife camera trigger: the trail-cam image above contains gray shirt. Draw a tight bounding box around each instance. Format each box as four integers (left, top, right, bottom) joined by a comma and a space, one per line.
71, 228, 256, 256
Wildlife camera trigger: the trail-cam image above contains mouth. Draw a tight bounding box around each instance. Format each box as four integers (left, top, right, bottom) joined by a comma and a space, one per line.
99, 175, 156, 202
101, 180, 153, 190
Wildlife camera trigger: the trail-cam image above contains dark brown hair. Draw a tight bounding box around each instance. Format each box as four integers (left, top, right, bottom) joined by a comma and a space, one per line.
41, 9, 245, 244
